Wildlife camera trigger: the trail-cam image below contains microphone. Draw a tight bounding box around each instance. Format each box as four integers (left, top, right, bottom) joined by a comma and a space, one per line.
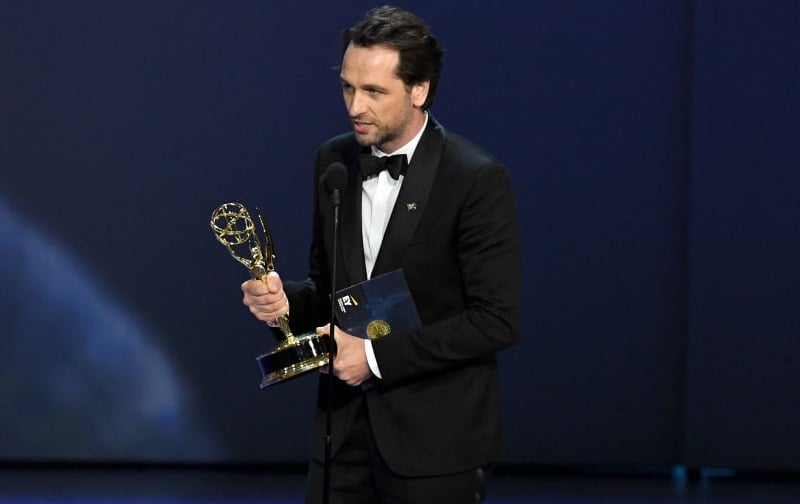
321, 162, 348, 207
319, 161, 347, 504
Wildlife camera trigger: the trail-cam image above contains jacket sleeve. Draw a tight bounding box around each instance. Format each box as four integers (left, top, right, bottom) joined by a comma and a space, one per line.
281, 150, 331, 335
372, 161, 523, 386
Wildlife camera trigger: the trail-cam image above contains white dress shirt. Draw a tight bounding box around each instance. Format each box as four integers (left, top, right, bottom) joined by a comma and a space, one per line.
361, 113, 428, 379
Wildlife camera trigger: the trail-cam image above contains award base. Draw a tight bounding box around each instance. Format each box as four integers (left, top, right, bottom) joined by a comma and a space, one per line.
256, 332, 331, 388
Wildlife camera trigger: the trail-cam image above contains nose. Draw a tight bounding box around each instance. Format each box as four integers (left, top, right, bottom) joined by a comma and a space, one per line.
347, 90, 367, 117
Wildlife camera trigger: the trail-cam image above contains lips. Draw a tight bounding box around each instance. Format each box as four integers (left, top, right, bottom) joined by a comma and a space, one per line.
352, 116, 377, 134
353, 121, 371, 134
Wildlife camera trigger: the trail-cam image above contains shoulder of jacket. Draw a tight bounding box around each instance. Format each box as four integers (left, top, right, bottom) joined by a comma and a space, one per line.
440, 129, 504, 174
319, 132, 357, 153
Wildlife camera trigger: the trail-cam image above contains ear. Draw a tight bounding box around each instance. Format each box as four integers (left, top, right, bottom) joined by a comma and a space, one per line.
411, 81, 430, 108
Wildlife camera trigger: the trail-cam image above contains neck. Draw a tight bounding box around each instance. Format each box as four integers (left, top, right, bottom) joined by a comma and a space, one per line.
377, 110, 427, 154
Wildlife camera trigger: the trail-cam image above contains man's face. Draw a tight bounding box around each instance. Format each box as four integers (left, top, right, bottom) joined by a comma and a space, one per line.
340, 42, 428, 153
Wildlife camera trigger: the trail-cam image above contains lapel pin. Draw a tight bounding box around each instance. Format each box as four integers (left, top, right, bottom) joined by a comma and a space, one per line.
406, 202, 418, 211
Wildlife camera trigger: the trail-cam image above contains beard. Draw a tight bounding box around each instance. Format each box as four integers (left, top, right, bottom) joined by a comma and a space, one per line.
353, 106, 414, 151
354, 123, 396, 148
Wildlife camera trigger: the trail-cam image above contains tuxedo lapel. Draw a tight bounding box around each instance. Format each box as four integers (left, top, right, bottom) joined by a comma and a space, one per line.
338, 147, 369, 285
372, 119, 445, 276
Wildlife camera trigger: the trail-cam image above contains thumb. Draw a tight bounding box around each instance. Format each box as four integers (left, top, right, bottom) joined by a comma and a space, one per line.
265, 271, 282, 293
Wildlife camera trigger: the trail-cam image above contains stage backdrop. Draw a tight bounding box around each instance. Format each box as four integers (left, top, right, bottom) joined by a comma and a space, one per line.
2, 0, 798, 471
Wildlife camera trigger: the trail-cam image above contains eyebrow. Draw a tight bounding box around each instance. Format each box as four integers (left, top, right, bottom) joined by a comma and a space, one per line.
340, 78, 390, 93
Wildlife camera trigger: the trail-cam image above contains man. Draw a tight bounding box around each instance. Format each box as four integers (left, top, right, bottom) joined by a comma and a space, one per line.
242, 5, 522, 503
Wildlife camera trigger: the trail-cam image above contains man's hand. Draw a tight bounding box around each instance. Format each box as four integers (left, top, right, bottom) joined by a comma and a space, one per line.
318, 324, 372, 387
241, 271, 289, 324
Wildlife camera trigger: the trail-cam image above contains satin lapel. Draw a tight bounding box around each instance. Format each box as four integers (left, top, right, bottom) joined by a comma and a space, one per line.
373, 119, 445, 275
338, 146, 369, 285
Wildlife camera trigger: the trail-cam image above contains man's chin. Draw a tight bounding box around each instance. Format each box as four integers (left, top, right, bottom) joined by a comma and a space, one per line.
354, 129, 395, 150
354, 132, 376, 147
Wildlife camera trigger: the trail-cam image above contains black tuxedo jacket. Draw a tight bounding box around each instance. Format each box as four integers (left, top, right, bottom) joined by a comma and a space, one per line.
283, 117, 523, 477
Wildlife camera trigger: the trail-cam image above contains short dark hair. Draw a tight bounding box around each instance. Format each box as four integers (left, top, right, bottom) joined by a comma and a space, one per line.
342, 5, 444, 110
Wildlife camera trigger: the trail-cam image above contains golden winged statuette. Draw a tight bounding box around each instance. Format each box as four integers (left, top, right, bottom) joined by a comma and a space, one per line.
210, 202, 330, 388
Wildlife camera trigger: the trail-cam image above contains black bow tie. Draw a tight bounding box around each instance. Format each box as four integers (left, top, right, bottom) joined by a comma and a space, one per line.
359, 154, 408, 180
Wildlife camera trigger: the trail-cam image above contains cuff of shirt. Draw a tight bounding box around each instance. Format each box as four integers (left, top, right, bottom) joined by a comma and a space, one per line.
364, 339, 382, 379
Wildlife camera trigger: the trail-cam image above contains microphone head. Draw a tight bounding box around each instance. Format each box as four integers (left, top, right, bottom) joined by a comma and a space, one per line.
322, 162, 348, 194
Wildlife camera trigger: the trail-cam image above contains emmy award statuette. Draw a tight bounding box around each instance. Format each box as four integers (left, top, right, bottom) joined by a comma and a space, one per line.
210, 202, 330, 388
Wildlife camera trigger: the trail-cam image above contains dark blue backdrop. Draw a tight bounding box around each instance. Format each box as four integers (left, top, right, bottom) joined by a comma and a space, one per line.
1, 0, 798, 471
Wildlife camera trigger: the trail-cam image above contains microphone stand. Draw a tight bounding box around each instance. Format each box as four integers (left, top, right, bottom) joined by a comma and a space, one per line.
323, 187, 341, 504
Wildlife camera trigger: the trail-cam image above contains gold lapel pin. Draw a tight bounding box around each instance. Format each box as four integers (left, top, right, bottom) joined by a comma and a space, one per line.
406, 202, 418, 211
